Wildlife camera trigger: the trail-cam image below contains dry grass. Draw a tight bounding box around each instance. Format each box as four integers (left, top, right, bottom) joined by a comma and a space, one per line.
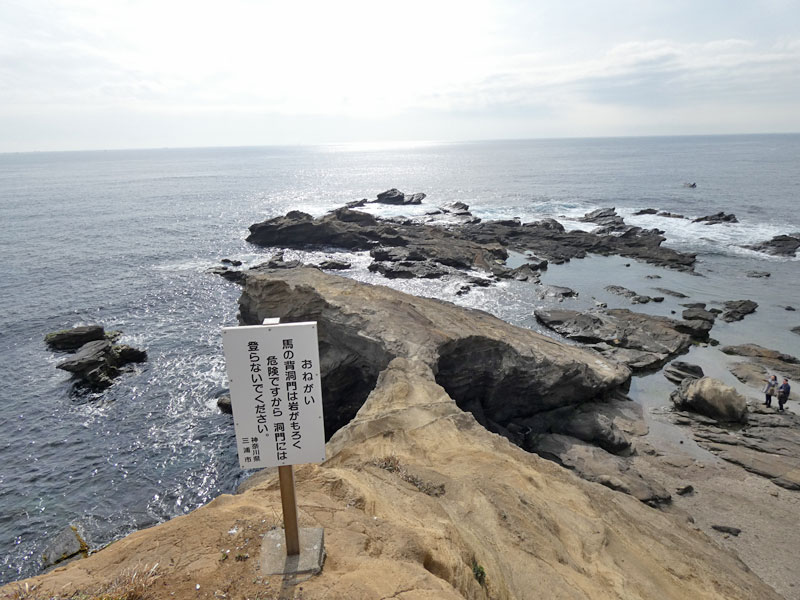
6, 564, 159, 600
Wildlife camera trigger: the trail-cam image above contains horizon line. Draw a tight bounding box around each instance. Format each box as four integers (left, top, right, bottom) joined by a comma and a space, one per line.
2, 131, 799, 156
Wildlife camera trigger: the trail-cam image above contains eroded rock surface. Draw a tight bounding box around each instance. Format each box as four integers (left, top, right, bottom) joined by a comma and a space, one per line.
535, 308, 695, 371
670, 377, 748, 423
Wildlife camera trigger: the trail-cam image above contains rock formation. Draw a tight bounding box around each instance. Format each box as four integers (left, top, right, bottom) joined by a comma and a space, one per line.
669, 377, 748, 423
744, 233, 800, 257
534, 308, 698, 371
45, 325, 147, 391
9, 271, 783, 599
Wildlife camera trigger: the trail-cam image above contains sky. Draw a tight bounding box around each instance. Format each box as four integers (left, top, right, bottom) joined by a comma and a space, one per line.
1, 0, 799, 152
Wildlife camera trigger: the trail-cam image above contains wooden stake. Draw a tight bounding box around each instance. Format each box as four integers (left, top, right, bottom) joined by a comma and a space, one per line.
278, 465, 300, 555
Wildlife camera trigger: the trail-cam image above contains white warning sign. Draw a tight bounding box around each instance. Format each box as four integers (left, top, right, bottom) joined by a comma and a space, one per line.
222, 322, 325, 469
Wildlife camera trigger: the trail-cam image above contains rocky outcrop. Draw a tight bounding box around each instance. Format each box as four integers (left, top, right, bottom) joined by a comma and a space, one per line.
722, 344, 800, 398
46, 326, 146, 391
9, 356, 781, 600
670, 377, 748, 423
245, 206, 698, 286
534, 308, 695, 371
373, 188, 426, 205
238, 267, 630, 446
744, 233, 800, 257
721, 300, 758, 322
693, 212, 738, 225
40, 525, 88, 569
580, 207, 625, 230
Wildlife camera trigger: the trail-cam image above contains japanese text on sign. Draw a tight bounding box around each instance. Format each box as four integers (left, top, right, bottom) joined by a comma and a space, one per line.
222, 322, 325, 469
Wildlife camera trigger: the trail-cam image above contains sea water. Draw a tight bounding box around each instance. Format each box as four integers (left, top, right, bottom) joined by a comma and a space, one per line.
0, 135, 798, 583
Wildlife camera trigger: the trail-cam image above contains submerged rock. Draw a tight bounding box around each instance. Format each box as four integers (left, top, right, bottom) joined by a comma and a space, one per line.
41, 525, 88, 569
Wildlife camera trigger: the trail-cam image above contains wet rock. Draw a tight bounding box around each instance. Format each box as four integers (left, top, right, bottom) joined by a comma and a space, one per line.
658, 212, 686, 219
55, 339, 147, 392
792, 326, 800, 336
221, 258, 242, 267
676, 485, 695, 496
373, 188, 426, 205
605, 285, 654, 304
745, 271, 770, 278
670, 377, 747, 423
209, 266, 246, 284
722, 300, 758, 322
317, 260, 351, 270
653, 288, 689, 298
743, 233, 800, 257
536, 285, 578, 300
217, 394, 232, 414
580, 207, 626, 230
664, 361, 705, 384
786, 306, 797, 311
535, 308, 693, 371
693, 212, 738, 225
633, 208, 658, 215
440, 201, 472, 215
44, 325, 106, 351
721, 344, 799, 365
41, 525, 88, 569
721, 344, 800, 390
368, 260, 449, 279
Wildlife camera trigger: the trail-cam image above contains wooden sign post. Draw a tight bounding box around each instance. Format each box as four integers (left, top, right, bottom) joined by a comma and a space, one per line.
222, 318, 325, 572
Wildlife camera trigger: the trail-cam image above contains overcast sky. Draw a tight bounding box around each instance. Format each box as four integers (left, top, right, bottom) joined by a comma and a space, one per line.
1, 0, 799, 152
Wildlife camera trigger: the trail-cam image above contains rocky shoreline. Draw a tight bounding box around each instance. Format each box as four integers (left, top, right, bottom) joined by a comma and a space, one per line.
14, 192, 800, 599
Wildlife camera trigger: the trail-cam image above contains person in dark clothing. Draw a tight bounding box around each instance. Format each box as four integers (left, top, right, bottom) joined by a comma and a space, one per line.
763, 375, 778, 407
777, 378, 791, 412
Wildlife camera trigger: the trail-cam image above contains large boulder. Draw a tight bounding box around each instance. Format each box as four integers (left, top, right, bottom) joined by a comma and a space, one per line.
670, 377, 748, 423
721, 300, 758, 322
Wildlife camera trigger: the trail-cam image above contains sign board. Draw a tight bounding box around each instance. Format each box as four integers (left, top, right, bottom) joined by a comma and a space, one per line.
222, 322, 325, 469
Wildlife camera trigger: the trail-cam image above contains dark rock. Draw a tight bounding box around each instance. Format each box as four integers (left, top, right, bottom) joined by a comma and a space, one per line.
674, 318, 713, 339
41, 525, 88, 569
221, 258, 243, 267
368, 260, 449, 279
580, 207, 625, 230
209, 266, 246, 284
682, 308, 716, 323
633, 208, 658, 215
44, 326, 106, 351
670, 377, 747, 423
722, 300, 758, 322
535, 308, 693, 371
373, 188, 425, 205
681, 303, 706, 309
721, 344, 799, 364
217, 395, 232, 414
317, 260, 351, 270
786, 306, 797, 311
657, 212, 686, 219
441, 201, 471, 215
743, 233, 800, 257
693, 212, 738, 225
711, 525, 741, 536
57, 340, 114, 373
792, 326, 800, 336
55, 338, 147, 392
676, 485, 694, 496
605, 285, 653, 304
345, 199, 368, 208
653, 288, 688, 298
646, 275, 662, 279
745, 271, 770, 278
664, 361, 705, 384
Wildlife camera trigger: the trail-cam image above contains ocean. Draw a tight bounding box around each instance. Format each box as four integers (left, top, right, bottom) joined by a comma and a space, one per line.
1, 135, 798, 583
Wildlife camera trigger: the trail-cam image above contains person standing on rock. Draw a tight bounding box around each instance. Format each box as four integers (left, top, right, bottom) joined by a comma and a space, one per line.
777, 378, 791, 412
763, 375, 778, 407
